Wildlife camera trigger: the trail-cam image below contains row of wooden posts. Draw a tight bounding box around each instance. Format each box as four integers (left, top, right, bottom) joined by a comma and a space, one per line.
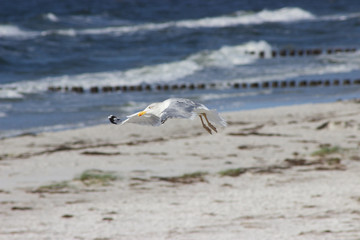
46, 47, 358, 93
47, 78, 360, 94
248, 47, 356, 58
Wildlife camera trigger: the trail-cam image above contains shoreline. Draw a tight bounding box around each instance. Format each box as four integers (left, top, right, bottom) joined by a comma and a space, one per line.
2, 90, 359, 140
0, 100, 360, 239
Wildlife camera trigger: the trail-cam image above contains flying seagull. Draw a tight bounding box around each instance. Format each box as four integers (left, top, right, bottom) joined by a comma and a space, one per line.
108, 98, 226, 134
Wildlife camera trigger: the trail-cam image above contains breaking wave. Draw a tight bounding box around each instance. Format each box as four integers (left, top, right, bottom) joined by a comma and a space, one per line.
0, 41, 271, 96
4, 7, 360, 40
1, 7, 316, 39
1, 40, 359, 100
0, 25, 36, 38
50, 7, 315, 37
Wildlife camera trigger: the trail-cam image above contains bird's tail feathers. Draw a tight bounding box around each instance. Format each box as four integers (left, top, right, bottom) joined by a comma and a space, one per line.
206, 109, 227, 127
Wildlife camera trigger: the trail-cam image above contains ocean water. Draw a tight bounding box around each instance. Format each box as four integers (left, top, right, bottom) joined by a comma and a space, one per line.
1, 0, 360, 138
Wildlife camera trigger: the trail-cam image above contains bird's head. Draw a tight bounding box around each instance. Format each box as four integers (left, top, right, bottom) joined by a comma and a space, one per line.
138, 102, 159, 116
145, 103, 158, 110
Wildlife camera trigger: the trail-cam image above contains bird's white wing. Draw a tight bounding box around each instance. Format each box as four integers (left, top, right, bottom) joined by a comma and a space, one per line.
160, 98, 227, 127
159, 98, 202, 123
120, 112, 161, 126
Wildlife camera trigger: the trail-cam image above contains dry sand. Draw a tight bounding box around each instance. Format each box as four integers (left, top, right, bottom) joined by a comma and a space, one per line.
0, 100, 360, 240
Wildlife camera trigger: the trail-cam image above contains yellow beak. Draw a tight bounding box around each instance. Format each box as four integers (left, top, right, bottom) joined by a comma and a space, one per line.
138, 111, 146, 116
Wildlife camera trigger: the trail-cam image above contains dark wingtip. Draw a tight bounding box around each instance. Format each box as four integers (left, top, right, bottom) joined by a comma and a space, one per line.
108, 115, 119, 125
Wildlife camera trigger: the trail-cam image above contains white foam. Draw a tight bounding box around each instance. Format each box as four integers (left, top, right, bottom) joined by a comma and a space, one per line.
253, 7, 315, 23
0, 25, 36, 38
41, 7, 315, 37
190, 40, 273, 66
0, 89, 24, 99
41, 28, 77, 37
2, 42, 359, 98
43, 13, 59, 22
0, 41, 269, 95
320, 12, 360, 21
41, 41, 266, 86
177, 7, 315, 28
87, 22, 168, 35
2, 8, 360, 39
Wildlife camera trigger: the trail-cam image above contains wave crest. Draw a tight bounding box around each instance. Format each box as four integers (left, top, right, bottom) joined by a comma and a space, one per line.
43, 13, 59, 22
0, 41, 271, 96
5, 7, 360, 39
0, 25, 36, 38
41, 7, 316, 37
177, 7, 315, 28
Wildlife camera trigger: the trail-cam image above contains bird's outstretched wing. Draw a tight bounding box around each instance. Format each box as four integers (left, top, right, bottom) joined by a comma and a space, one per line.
109, 112, 161, 126
159, 98, 204, 123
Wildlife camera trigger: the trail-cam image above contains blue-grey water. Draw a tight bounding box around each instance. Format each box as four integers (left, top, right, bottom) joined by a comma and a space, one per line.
1, 0, 360, 138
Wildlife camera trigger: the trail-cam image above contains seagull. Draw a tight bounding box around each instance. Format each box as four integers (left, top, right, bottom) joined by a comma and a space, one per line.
108, 98, 226, 134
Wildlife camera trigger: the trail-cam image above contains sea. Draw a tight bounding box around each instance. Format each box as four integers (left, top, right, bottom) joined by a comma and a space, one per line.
1, 0, 360, 138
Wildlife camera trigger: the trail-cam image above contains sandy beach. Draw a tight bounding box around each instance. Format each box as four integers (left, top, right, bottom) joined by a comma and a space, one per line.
1, 100, 360, 240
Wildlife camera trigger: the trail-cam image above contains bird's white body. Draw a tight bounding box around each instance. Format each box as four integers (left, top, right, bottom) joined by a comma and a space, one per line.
108, 98, 226, 134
